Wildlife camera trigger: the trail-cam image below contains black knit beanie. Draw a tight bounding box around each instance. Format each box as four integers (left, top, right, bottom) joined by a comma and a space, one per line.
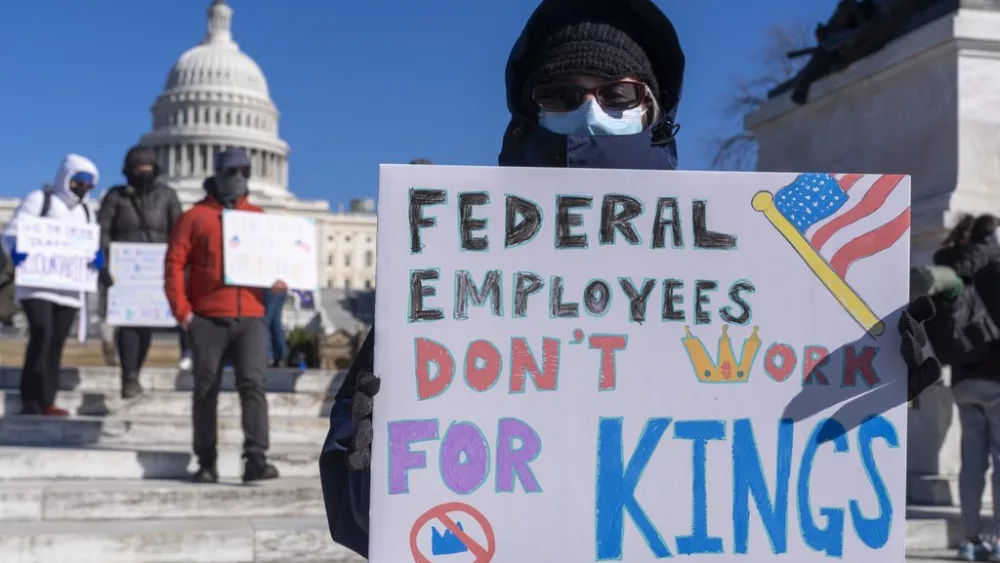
122, 145, 159, 175
523, 20, 658, 113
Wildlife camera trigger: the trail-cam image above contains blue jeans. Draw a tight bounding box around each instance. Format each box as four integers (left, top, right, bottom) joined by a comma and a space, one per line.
266, 313, 285, 364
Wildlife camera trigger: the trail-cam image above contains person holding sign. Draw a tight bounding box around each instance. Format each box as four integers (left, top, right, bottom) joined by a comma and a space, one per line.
2, 154, 103, 416
97, 145, 183, 399
322, 0, 687, 555
319, 0, 944, 558
164, 147, 282, 484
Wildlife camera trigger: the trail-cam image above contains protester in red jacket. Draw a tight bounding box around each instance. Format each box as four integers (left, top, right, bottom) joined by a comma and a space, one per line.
164, 147, 281, 484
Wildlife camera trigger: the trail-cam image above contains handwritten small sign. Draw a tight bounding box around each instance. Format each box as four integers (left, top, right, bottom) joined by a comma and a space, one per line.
370, 165, 911, 563
15, 215, 98, 292
221, 211, 318, 290
106, 243, 175, 327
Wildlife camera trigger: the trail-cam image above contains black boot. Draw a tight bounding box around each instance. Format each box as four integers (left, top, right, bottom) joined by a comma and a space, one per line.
242, 453, 279, 483
191, 463, 219, 483
121, 373, 143, 399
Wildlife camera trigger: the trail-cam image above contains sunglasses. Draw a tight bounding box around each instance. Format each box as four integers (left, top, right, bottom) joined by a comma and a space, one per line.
532, 80, 648, 113
68, 180, 94, 191
223, 167, 251, 178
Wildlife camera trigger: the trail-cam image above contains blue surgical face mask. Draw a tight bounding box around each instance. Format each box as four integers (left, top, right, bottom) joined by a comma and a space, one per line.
539, 99, 645, 137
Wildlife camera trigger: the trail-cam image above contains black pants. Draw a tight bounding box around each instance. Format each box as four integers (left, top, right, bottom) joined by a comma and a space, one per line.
117, 327, 152, 378
178, 326, 191, 357
20, 298, 77, 407
189, 315, 269, 465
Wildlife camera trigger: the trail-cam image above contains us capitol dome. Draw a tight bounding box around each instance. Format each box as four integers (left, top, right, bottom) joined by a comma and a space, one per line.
142, 0, 308, 209
139, 0, 376, 290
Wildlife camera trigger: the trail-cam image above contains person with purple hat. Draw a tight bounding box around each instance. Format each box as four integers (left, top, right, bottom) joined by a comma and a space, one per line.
164, 147, 283, 484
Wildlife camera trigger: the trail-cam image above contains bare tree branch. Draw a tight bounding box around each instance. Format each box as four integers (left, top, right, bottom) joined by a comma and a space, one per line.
709, 20, 814, 171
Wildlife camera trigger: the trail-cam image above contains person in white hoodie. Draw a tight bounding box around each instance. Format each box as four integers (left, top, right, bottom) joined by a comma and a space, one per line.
2, 154, 103, 416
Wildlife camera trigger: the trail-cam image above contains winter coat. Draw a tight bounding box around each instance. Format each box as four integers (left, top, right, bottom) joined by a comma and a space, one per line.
1, 154, 98, 309
163, 186, 265, 323
97, 181, 182, 250
930, 242, 1000, 385
320, 0, 687, 556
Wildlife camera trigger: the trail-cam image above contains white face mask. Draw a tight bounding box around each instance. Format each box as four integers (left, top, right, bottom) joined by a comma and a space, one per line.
539, 99, 645, 137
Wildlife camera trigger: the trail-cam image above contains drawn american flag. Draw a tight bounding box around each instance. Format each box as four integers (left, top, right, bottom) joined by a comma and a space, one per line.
772, 173, 910, 282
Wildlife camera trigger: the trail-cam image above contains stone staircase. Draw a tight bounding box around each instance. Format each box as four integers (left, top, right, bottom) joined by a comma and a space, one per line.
0, 366, 365, 563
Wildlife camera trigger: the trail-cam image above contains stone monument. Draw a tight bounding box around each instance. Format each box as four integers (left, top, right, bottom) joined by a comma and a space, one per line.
747, 0, 1000, 517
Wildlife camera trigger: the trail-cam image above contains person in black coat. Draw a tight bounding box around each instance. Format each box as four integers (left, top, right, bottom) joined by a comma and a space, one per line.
929, 214, 1000, 560
96, 146, 183, 398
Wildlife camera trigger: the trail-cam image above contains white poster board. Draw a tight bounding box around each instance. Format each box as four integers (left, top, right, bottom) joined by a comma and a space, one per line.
371, 165, 910, 563
15, 215, 99, 292
221, 210, 318, 290
106, 242, 175, 327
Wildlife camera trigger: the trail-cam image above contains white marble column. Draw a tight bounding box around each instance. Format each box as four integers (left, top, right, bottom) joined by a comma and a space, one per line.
282, 158, 289, 187
168, 145, 176, 177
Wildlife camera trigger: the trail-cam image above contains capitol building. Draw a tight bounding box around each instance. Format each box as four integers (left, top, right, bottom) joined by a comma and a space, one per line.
2, 0, 377, 292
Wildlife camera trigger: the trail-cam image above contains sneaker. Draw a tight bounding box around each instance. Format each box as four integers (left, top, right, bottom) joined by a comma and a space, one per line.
191, 465, 219, 483
958, 537, 989, 561
41, 405, 70, 417
121, 379, 143, 399
178, 356, 193, 371
243, 454, 279, 483
20, 401, 43, 415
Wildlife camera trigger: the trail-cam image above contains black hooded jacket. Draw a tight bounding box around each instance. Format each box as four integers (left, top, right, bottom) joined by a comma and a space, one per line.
930, 239, 1000, 384
320, 1, 685, 557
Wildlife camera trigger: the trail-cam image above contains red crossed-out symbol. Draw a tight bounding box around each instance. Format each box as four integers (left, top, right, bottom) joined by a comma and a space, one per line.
409, 502, 496, 563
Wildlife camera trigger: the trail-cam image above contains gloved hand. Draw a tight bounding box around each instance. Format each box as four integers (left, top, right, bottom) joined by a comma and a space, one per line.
899, 295, 942, 401
98, 268, 114, 288
89, 249, 105, 271
9, 243, 27, 267
346, 370, 381, 471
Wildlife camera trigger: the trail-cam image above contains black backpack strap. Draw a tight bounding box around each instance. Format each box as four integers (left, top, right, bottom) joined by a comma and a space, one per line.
40, 188, 53, 218
81, 202, 91, 223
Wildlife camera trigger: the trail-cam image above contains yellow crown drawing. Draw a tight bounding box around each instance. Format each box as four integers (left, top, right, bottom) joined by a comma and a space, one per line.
681, 325, 761, 384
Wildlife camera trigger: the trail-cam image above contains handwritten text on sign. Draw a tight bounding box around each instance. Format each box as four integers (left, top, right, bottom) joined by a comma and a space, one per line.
15, 215, 98, 292
106, 243, 175, 327
221, 210, 318, 290
370, 166, 910, 563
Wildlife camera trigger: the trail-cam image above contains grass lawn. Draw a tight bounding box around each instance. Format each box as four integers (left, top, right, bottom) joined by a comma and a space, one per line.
0, 339, 182, 368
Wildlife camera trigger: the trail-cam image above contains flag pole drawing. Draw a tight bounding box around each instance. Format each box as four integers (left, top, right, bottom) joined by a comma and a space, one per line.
752, 173, 911, 337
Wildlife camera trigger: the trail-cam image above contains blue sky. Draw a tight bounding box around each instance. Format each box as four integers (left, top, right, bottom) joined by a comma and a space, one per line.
0, 0, 837, 206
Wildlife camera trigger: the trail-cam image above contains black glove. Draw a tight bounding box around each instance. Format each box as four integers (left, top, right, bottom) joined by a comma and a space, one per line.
346, 370, 380, 471
899, 295, 941, 401
98, 268, 114, 288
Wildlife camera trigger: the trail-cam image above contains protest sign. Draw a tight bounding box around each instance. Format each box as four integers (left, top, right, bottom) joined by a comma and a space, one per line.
221, 211, 318, 290
370, 166, 910, 563
15, 215, 99, 292
106, 243, 175, 327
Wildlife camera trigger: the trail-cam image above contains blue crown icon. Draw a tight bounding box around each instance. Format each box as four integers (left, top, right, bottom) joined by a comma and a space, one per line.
431, 522, 468, 555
